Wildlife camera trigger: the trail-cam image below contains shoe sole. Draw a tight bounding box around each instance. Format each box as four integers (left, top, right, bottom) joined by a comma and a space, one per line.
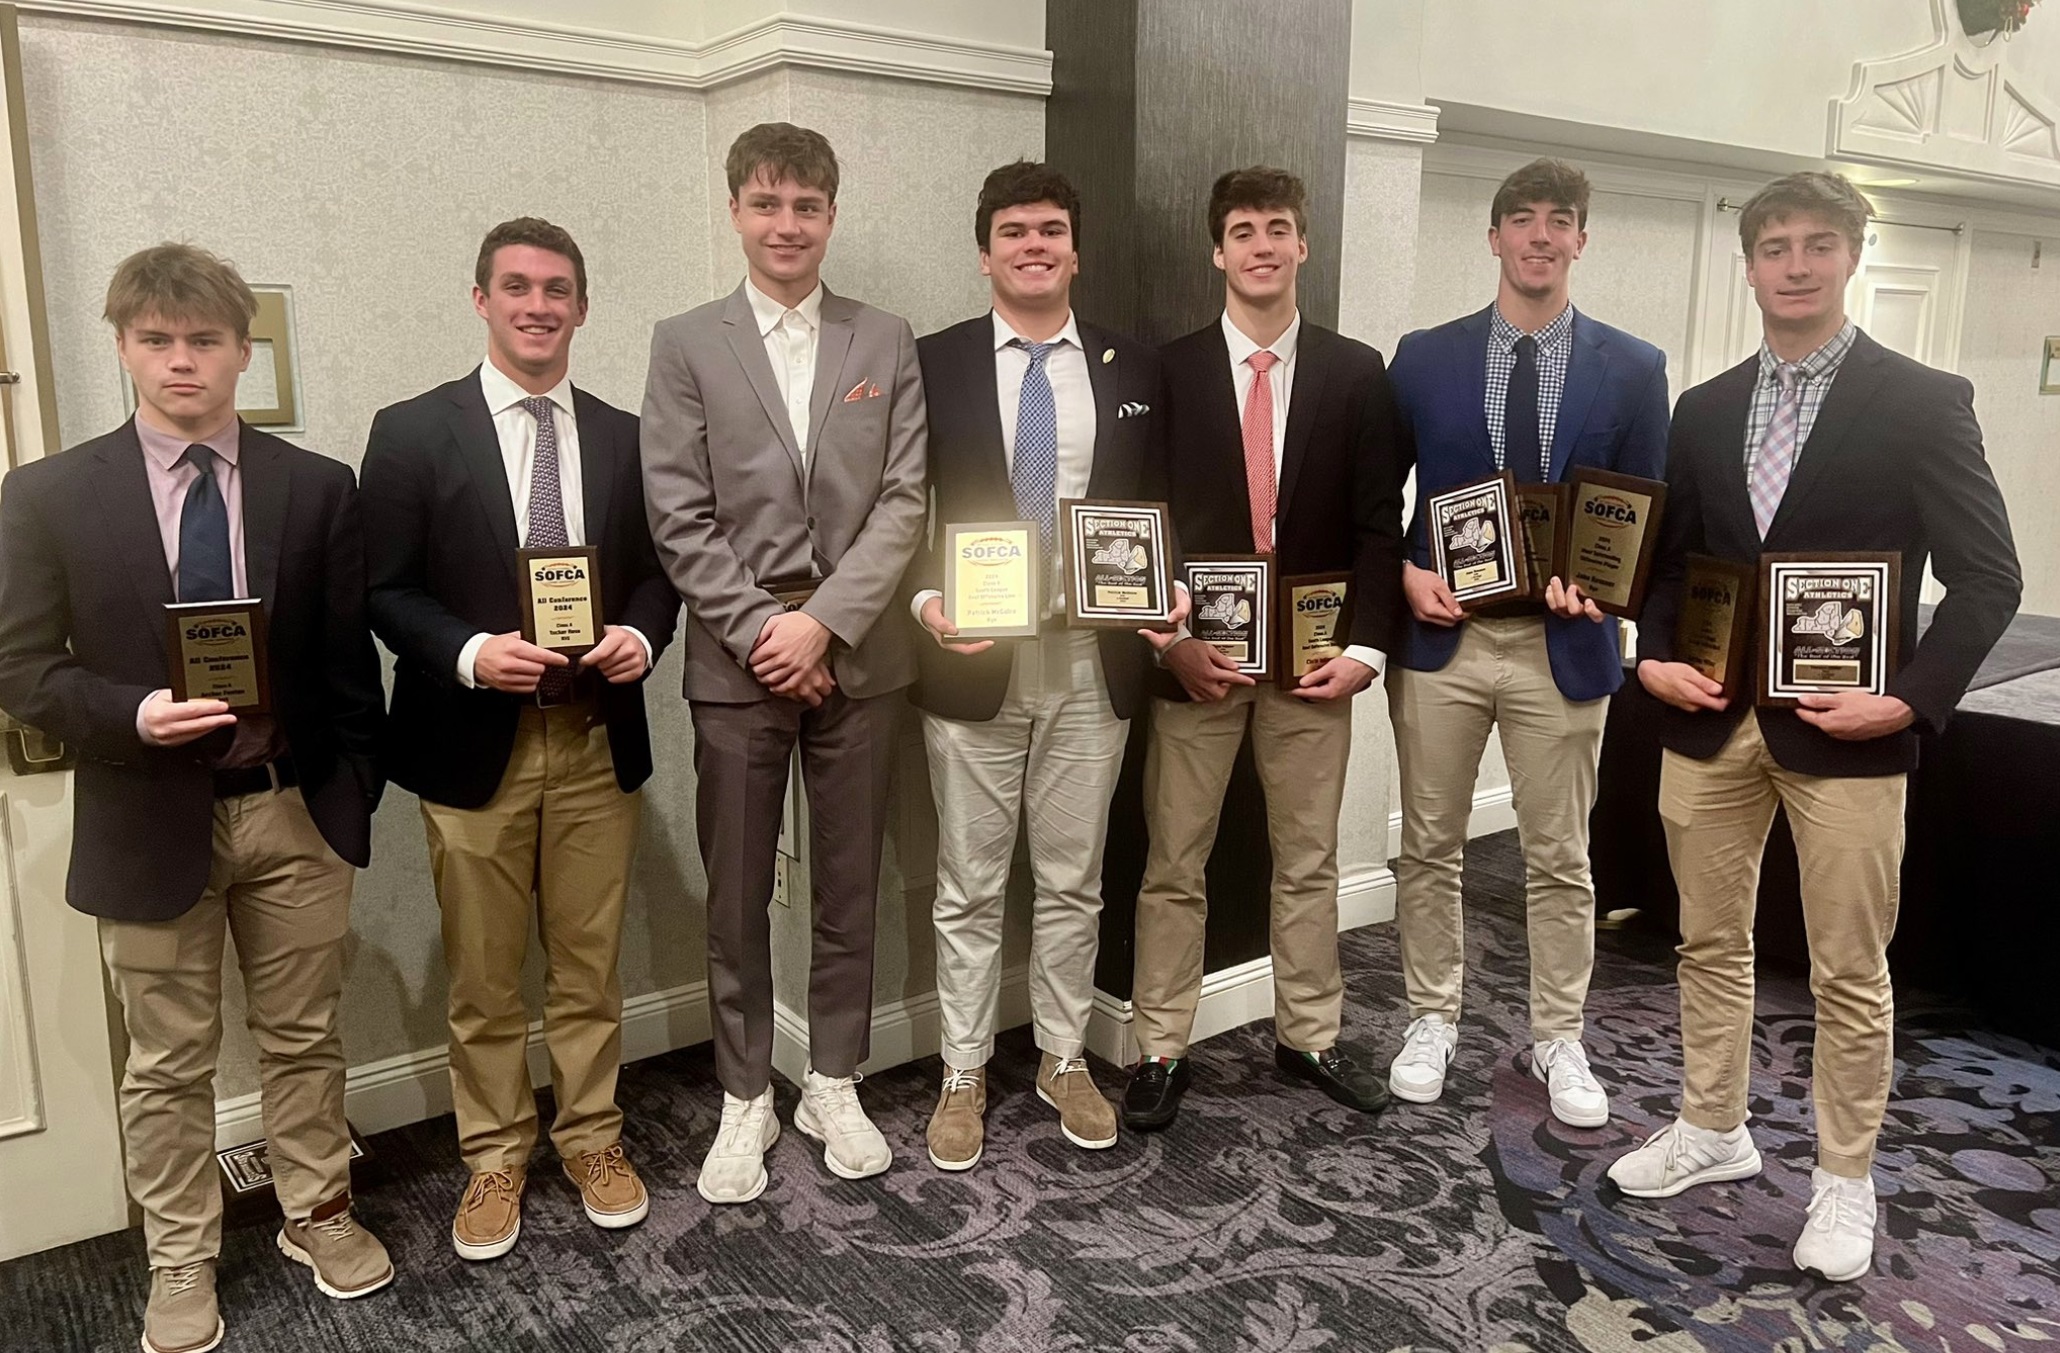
697, 1119, 779, 1204
450, 1213, 520, 1262
1798, 1254, 1871, 1283
793, 1102, 890, 1180
1611, 1146, 1764, 1199
1387, 1074, 1446, 1105
276, 1230, 395, 1298
927, 1145, 982, 1171
141, 1320, 224, 1353
579, 1195, 650, 1228
1035, 1086, 1118, 1148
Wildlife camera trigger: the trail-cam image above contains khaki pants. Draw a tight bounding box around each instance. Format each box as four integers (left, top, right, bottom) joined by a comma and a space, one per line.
1388, 617, 1609, 1042
423, 702, 641, 1171
922, 630, 1128, 1070
99, 786, 355, 1268
1134, 684, 1352, 1057
1660, 716, 1906, 1178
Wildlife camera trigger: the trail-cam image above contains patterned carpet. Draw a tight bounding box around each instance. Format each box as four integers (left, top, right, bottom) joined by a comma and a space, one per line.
5, 831, 2058, 1352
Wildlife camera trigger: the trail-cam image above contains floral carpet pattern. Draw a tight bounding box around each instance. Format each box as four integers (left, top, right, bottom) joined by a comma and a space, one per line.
4, 833, 2056, 1351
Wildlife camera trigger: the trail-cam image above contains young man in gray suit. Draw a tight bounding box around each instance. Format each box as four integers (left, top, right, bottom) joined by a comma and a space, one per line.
641, 122, 927, 1203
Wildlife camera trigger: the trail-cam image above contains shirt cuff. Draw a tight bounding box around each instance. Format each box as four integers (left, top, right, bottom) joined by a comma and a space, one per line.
1343, 644, 1386, 676
456, 632, 492, 689
911, 589, 943, 627
622, 626, 654, 675
135, 688, 171, 744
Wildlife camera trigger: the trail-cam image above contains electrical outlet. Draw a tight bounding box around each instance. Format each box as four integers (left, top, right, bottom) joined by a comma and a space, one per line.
774, 852, 791, 907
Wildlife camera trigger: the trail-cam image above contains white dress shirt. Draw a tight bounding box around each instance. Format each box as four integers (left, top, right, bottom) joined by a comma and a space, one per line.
458, 361, 649, 686
914, 310, 1097, 623
745, 277, 824, 459
1218, 310, 1385, 675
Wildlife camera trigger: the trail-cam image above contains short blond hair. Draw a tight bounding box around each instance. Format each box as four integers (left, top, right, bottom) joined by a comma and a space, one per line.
103, 243, 258, 338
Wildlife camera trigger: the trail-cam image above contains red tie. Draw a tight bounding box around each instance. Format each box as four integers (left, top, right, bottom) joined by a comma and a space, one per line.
1243, 350, 1279, 552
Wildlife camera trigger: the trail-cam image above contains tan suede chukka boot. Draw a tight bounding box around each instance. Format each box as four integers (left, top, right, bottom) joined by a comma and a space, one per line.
1037, 1052, 1118, 1148
926, 1065, 987, 1170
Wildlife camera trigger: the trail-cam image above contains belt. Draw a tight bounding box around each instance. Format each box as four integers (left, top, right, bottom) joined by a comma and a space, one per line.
212, 757, 298, 799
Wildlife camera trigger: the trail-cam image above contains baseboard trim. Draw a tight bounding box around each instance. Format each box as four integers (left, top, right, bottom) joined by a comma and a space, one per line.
1386, 783, 1517, 846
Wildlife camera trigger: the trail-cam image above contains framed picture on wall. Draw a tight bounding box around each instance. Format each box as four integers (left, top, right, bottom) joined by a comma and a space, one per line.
119, 283, 305, 433
2041, 336, 2059, 395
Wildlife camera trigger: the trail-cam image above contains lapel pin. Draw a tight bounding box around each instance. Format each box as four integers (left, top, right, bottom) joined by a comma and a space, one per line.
1102, 348, 1114, 364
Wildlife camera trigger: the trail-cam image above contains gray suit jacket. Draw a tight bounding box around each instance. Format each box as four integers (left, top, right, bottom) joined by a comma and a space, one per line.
642, 282, 927, 703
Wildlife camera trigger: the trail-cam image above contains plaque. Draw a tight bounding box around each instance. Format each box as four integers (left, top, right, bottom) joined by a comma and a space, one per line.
1276, 572, 1352, 689
1426, 472, 1526, 608
1674, 555, 1756, 705
764, 572, 821, 612
1758, 552, 1901, 708
165, 600, 270, 712
1515, 484, 1570, 602
1060, 498, 1174, 630
518, 546, 604, 656
1564, 468, 1667, 618
944, 521, 1040, 639
1183, 554, 1273, 679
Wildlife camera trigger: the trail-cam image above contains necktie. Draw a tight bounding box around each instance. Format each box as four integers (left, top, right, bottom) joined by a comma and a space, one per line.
1505, 334, 1543, 483
1011, 340, 1060, 591
521, 396, 576, 701
178, 444, 234, 602
1243, 350, 1279, 552
1749, 364, 1802, 539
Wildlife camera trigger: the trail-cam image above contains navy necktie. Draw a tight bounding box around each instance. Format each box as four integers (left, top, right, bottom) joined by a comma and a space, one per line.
178, 444, 234, 601
1505, 334, 1543, 484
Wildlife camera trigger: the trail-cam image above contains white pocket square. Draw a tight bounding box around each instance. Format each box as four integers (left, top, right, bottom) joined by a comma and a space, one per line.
1118, 401, 1151, 418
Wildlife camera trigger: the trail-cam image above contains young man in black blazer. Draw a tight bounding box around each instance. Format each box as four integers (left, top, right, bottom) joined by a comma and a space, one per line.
1610, 173, 2020, 1282
0, 245, 390, 1353
1124, 167, 1407, 1129
361, 219, 677, 1260
905, 161, 1176, 1169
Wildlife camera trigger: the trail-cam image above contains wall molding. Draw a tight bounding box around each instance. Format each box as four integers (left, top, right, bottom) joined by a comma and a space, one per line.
18, 1, 1054, 95
1346, 96, 1439, 144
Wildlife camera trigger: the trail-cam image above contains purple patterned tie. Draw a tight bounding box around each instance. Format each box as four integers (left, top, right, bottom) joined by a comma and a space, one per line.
1748, 364, 1800, 539
522, 396, 575, 702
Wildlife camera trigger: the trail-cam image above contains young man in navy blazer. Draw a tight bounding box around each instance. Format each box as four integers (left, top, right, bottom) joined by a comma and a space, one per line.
1610, 172, 2018, 1282
1384, 159, 1669, 1127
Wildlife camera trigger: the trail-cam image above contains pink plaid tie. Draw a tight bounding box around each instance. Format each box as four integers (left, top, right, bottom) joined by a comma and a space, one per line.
1749, 363, 1801, 539
1242, 350, 1279, 552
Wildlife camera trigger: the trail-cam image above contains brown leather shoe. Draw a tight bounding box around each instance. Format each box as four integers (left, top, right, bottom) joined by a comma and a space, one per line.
278, 1191, 394, 1298
925, 1065, 987, 1171
451, 1166, 525, 1261
1037, 1052, 1118, 1148
141, 1260, 223, 1353
564, 1143, 649, 1228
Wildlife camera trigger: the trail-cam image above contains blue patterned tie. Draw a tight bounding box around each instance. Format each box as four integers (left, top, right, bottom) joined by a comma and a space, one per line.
1011, 340, 1059, 590
178, 444, 234, 602
521, 397, 576, 701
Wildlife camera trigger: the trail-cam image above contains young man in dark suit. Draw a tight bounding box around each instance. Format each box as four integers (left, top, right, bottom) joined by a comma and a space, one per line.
1123, 166, 1406, 1130
1610, 172, 2020, 1282
1383, 159, 1670, 1128
0, 245, 390, 1353
906, 161, 1178, 1169
361, 218, 677, 1260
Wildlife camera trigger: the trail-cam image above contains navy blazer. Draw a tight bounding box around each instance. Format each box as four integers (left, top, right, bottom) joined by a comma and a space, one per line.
1389, 305, 1670, 701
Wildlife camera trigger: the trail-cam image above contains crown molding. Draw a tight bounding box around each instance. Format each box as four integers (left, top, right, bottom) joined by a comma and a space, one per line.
1346, 96, 1439, 144
16, 0, 1055, 95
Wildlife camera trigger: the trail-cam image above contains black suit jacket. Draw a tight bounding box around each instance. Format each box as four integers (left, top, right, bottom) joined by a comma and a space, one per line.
0, 421, 385, 922
906, 316, 1165, 722
1639, 332, 2020, 776
361, 370, 679, 808
1149, 319, 1408, 700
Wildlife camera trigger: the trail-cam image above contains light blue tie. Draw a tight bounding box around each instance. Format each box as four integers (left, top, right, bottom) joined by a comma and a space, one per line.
1011, 339, 1059, 587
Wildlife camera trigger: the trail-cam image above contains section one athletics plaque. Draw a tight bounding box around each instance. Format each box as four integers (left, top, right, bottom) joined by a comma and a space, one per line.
1183, 554, 1273, 680
1426, 472, 1525, 608
1758, 552, 1901, 708
1059, 498, 1174, 630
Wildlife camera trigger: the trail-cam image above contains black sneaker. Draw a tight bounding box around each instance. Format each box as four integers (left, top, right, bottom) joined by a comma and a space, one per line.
1121, 1056, 1193, 1131
1275, 1045, 1390, 1114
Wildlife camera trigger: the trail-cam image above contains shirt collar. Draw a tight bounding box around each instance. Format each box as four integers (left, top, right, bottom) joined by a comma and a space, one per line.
479, 360, 574, 419
1758, 320, 1859, 383
135, 413, 240, 473
1222, 309, 1301, 370
746, 278, 824, 338
1490, 302, 1575, 355
991, 309, 1083, 354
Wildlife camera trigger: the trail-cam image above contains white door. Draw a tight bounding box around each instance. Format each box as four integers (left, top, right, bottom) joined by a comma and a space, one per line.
0, 3, 132, 1263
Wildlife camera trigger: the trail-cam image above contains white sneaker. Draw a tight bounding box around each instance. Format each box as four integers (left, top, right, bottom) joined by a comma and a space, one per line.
696, 1089, 779, 1205
1793, 1166, 1877, 1282
795, 1068, 892, 1180
1532, 1039, 1611, 1128
1607, 1117, 1762, 1198
1388, 1014, 1458, 1103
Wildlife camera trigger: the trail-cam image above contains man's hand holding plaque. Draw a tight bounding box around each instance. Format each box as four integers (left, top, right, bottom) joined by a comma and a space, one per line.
1758, 553, 1901, 712
1562, 468, 1666, 618
164, 598, 271, 713
1425, 473, 1526, 609
944, 521, 1041, 640
1059, 499, 1173, 630
1183, 556, 1273, 680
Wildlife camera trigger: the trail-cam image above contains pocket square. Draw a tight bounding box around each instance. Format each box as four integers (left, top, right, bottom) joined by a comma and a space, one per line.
1118, 401, 1151, 418
843, 380, 885, 403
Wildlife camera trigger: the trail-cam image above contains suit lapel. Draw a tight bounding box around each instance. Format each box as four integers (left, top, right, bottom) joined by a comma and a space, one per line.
1460, 306, 1496, 473
573, 387, 614, 558
237, 423, 288, 607
805, 289, 858, 486
720, 284, 804, 480
91, 423, 174, 655
966, 320, 1011, 503
1549, 314, 1608, 483
1706, 357, 1761, 549
1276, 324, 1328, 522
1765, 336, 1888, 543
1081, 320, 1119, 496
446, 370, 522, 589
1197, 325, 1250, 531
